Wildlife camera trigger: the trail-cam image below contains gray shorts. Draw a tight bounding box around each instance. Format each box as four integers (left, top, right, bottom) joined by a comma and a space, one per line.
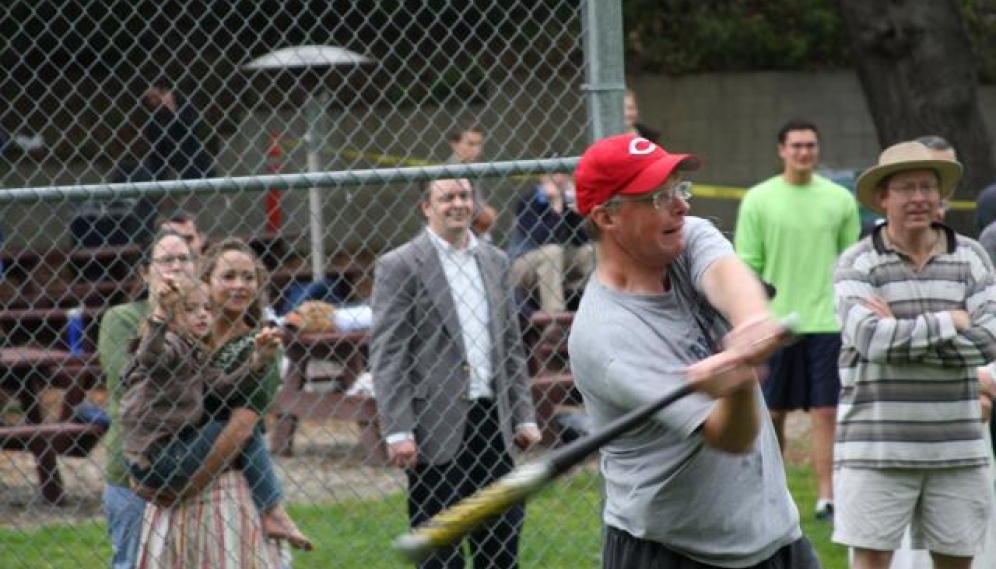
833, 466, 993, 557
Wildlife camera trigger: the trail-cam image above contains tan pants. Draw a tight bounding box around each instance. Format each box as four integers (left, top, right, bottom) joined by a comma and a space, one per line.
512, 243, 593, 313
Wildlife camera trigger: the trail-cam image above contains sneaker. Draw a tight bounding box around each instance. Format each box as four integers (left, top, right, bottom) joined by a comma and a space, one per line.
815, 501, 834, 522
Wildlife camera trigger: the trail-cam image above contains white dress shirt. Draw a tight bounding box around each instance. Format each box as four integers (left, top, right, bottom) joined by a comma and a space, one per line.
426, 227, 494, 400
384, 228, 491, 446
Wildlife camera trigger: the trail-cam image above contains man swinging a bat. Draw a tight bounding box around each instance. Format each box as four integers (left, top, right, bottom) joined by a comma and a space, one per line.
569, 134, 822, 568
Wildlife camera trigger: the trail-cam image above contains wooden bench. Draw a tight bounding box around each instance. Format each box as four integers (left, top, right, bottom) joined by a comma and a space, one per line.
3, 279, 136, 311
1, 246, 139, 333
0, 422, 105, 460
521, 311, 575, 375
269, 251, 376, 309
0, 305, 104, 352
530, 373, 581, 446
0, 349, 107, 504
2, 244, 143, 286
519, 312, 580, 445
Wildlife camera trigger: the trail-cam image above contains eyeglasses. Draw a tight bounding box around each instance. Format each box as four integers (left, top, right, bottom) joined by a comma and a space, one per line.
152, 254, 195, 266
888, 182, 941, 197
787, 142, 818, 150
608, 181, 693, 210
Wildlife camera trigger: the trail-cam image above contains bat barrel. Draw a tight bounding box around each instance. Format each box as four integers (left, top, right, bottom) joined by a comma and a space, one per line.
395, 462, 555, 562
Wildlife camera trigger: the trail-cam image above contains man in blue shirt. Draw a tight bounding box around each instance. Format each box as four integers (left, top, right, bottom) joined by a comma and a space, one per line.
508, 173, 592, 315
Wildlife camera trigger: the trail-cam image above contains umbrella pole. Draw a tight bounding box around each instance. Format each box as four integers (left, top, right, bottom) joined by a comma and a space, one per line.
305, 94, 325, 279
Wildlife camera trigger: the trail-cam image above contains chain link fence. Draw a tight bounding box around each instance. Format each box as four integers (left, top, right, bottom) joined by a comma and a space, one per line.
1, 1, 625, 567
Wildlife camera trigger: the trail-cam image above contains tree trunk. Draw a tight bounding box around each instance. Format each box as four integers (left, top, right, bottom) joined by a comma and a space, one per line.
836, 0, 996, 205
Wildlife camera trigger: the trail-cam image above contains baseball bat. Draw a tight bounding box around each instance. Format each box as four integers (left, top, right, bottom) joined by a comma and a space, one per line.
394, 314, 799, 562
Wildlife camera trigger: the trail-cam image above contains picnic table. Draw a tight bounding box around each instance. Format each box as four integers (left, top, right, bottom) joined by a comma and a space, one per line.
0, 347, 105, 504
269, 311, 582, 456
0, 305, 103, 353
269, 329, 384, 462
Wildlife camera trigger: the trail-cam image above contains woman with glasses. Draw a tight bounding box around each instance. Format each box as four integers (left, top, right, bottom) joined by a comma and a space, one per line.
98, 229, 200, 569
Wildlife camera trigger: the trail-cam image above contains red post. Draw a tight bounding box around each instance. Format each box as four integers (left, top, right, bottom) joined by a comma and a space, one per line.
265, 130, 285, 233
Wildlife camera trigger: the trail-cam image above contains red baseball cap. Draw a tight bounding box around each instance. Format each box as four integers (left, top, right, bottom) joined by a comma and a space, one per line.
574, 134, 701, 215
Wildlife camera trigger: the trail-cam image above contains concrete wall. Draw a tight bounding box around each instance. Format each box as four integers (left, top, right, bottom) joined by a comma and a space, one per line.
4, 71, 995, 250
631, 71, 996, 235
633, 72, 880, 185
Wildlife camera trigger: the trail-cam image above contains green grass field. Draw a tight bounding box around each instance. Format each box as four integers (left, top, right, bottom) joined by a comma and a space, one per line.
0, 464, 847, 568
787, 464, 849, 568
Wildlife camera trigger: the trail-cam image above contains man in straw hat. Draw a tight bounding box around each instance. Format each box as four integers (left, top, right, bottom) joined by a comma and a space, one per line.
833, 141, 996, 569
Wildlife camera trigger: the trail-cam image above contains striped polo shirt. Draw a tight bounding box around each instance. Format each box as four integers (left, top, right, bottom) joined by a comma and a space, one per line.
833, 222, 996, 469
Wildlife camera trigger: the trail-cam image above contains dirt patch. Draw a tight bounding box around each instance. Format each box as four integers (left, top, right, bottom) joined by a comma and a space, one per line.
783, 412, 815, 466
1, 404, 816, 530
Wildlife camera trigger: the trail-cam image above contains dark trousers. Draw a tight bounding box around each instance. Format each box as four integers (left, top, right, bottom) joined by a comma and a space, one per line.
407, 399, 522, 569
129, 422, 281, 513
603, 526, 822, 569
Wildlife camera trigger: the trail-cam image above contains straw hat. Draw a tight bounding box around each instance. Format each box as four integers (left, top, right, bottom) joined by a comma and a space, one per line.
855, 141, 962, 214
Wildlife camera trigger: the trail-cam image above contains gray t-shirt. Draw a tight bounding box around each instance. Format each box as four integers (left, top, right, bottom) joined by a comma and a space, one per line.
568, 216, 800, 568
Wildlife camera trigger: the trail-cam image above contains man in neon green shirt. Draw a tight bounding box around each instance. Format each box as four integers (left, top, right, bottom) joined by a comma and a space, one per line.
735, 119, 860, 523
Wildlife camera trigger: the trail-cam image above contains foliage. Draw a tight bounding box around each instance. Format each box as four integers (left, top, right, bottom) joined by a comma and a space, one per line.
963, 0, 996, 83
623, 0, 996, 83
622, 0, 850, 74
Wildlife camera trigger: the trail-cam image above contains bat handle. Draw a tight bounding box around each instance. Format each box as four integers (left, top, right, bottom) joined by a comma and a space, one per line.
780, 312, 800, 336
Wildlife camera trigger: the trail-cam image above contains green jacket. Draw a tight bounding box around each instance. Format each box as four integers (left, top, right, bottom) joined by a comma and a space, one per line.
98, 301, 150, 486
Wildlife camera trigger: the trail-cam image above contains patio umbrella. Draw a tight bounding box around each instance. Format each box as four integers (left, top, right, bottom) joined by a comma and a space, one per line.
243, 45, 376, 278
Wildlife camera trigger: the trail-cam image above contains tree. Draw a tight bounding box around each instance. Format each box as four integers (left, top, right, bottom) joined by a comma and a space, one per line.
622, 0, 850, 74
836, 0, 996, 200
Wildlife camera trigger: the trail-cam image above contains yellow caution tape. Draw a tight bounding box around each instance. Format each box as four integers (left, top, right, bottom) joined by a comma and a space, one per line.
324, 147, 981, 211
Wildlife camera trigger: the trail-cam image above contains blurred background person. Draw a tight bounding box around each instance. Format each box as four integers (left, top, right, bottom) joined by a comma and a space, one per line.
446, 121, 497, 239
508, 173, 591, 316
735, 119, 860, 523
143, 79, 215, 181
623, 88, 661, 144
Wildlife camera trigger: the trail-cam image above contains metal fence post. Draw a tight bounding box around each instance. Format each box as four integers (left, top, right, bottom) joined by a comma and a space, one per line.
582, 0, 627, 142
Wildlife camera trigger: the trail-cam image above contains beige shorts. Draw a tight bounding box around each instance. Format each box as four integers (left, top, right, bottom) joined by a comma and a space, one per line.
833, 466, 993, 557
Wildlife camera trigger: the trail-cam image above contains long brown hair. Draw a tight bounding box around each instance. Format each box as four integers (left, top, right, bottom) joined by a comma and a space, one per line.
199, 237, 270, 328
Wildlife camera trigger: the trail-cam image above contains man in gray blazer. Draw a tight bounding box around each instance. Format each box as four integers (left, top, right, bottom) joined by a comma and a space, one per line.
371, 177, 543, 569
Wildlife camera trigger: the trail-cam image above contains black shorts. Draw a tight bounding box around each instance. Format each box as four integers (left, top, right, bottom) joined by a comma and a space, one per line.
603, 526, 822, 569
761, 333, 842, 411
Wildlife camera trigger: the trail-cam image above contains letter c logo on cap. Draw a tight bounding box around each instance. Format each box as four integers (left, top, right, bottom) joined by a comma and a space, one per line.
628, 137, 656, 156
